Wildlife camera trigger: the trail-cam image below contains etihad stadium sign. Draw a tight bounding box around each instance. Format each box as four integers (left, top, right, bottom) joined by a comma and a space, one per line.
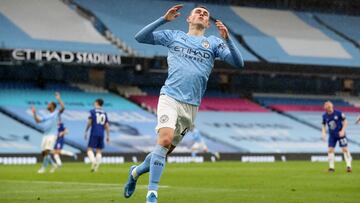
11, 49, 121, 65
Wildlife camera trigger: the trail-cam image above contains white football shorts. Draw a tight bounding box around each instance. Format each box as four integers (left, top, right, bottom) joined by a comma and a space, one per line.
155, 94, 198, 146
41, 135, 56, 151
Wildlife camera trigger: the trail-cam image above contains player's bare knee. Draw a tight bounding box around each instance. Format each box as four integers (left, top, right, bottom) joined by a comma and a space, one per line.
342, 147, 348, 153
328, 148, 334, 153
158, 128, 174, 146
158, 137, 172, 147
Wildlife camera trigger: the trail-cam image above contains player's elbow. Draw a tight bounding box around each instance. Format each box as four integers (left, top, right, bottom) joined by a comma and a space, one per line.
135, 32, 145, 43
236, 60, 244, 68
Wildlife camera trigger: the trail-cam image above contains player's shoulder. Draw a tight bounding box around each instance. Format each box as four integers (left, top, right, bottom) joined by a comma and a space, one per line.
207, 35, 227, 50
334, 109, 343, 115
335, 109, 346, 117
162, 29, 184, 36
322, 112, 327, 118
207, 35, 223, 44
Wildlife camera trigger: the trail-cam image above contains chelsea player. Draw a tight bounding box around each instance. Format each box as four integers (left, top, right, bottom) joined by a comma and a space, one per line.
51, 120, 68, 172
322, 101, 352, 173
84, 98, 110, 172
124, 5, 244, 203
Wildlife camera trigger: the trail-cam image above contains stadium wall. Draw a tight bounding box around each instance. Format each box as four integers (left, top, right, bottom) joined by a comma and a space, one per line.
1, 153, 360, 164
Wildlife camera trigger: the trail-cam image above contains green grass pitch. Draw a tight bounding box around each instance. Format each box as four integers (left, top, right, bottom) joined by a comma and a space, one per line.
0, 161, 359, 203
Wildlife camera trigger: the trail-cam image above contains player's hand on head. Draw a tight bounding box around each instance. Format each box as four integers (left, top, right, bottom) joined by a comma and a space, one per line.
164, 4, 183, 21
215, 20, 229, 39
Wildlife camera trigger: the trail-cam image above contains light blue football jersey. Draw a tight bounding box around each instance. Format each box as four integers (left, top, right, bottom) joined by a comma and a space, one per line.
40, 110, 59, 135
135, 17, 244, 106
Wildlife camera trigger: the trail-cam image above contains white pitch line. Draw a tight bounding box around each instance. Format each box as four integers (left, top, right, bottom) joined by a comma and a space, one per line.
0, 180, 169, 189
0, 180, 249, 193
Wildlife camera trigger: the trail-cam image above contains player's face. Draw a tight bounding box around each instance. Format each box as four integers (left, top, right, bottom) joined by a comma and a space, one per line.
94, 101, 99, 108
47, 103, 53, 111
324, 102, 333, 114
187, 7, 210, 29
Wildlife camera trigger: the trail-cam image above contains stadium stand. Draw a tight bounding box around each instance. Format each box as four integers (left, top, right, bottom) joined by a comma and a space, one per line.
203, 4, 360, 66
254, 93, 360, 152
73, 0, 258, 61
316, 13, 360, 46
0, 112, 44, 153
0, 84, 158, 152
0, 0, 120, 54
195, 111, 342, 153
0, 83, 236, 153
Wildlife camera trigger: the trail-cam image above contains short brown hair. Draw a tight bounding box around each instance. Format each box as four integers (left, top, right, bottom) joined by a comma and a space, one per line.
96, 98, 104, 106
190, 5, 210, 15
50, 102, 57, 109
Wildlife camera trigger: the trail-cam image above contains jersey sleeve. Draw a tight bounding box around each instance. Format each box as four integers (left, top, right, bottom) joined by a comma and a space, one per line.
39, 110, 59, 123
340, 112, 346, 121
105, 112, 109, 124
212, 36, 244, 68
213, 37, 228, 58
322, 114, 326, 125
153, 30, 176, 47
88, 110, 93, 120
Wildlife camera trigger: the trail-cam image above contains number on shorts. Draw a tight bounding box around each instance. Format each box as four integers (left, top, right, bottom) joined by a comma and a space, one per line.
96, 113, 106, 125
340, 138, 347, 145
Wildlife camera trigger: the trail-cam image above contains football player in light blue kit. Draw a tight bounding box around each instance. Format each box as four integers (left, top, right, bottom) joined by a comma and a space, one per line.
322, 101, 352, 173
31, 92, 65, 173
189, 128, 220, 160
124, 4, 244, 203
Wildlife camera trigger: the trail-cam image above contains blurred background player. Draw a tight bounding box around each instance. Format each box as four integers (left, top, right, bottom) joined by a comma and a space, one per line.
188, 128, 220, 160
31, 92, 65, 173
84, 98, 110, 172
124, 4, 243, 203
322, 101, 352, 173
50, 120, 68, 172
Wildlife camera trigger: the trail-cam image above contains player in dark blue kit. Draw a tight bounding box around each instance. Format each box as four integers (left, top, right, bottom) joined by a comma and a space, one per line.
84, 98, 110, 172
322, 101, 352, 173
51, 121, 68, 172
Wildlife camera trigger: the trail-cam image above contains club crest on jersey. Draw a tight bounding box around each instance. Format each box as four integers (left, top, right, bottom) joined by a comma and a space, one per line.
159, 115, 169, 123
334, 116, 338, 120
202, 40, 210, 49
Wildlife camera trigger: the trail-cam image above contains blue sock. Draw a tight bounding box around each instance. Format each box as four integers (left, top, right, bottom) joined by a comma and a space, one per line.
191, 151, 196, 157
134, 153, 152, 179
148, 145, 168, 191
46, 155, 54, 167
42, 156, 49, 168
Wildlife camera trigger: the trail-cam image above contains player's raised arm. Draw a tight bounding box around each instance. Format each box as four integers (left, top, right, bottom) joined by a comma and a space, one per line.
31, 106, 41, 123
215, 20, 244, 68
55, 92, 65, 113
134, 4, 183, 44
